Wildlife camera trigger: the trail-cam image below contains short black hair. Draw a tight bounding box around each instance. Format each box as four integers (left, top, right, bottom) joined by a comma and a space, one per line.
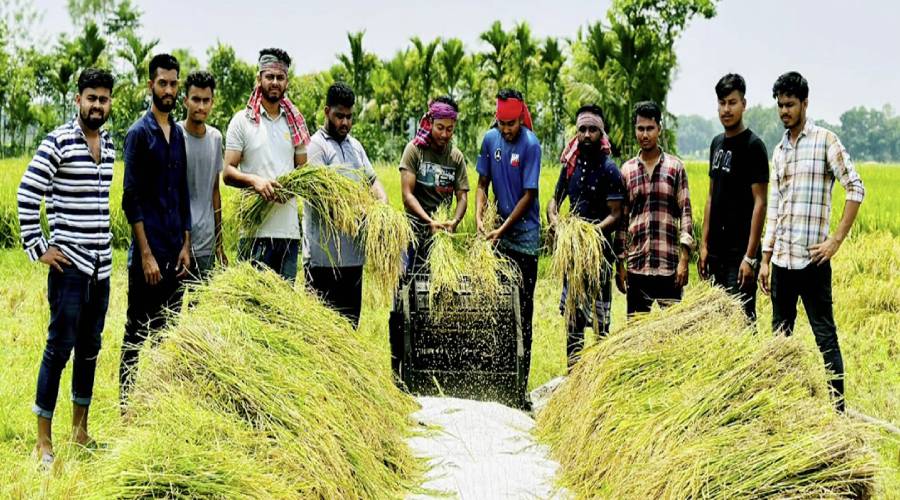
633, 100, 662, 125
497, 88, 524, 100
326, 82, 355, 107
259, 47, 291, 68
432, 95, 459, 112
576, 103, 605, 120
149, 53, 180, 80
715, 73, 746, 99
772, 71, 809, 100
77, 68, 114, 93
184, 70, 216, 94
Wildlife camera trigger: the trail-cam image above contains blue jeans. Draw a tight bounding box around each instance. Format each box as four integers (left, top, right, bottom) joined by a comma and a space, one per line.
34, 266, 110, 419
238, 238, 299, 282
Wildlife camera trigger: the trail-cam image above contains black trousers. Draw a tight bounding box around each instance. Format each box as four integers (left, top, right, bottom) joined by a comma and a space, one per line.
305, 266, 364, 329
771, 262, 845, 411
626, 272, 682, 315
708, 254, 758, 322
120, 262, 184, 406
499, 247, 538, 391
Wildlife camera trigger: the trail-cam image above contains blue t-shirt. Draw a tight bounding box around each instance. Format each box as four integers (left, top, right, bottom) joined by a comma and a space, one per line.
476, 127, 542, 255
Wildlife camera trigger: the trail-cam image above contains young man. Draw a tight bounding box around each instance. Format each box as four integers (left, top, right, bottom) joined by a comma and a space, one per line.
304, 82, 387, 327
621, 101, 693, 315
475, 89, 541, 400
547, 104, 625, 368
120, 53, 192, 406
399, 95, 469, 273
179, 70, 226, 279
698, 74, 769, 322
758, 72, 865, 412
17, 68, 115, 466
224, 48, 310, 281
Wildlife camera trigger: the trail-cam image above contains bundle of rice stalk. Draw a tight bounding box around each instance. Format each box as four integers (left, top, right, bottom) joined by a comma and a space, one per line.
237, 164, 373, 239
426, 210, 465, 318
95, 264, 423, 498
466, 201, 519, 302
536, 285, 879, 499
362, 202, 415, 301
549, 212, 612, 329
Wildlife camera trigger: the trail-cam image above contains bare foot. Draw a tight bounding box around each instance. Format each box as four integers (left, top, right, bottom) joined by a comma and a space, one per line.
33, 442, 54, 469
71, 427, 95, 448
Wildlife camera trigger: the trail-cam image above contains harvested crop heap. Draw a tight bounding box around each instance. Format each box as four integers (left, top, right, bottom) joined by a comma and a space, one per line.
537, 285, 878, 499
426, 203, 517, 317
92, 264, 422, 498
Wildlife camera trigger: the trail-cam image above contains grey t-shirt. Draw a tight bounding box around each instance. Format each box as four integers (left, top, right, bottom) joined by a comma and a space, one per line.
179, 122, 223, 257
302, 128, 376, 268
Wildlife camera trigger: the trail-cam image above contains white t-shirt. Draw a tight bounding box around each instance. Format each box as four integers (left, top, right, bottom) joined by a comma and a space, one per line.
225, 107, 306, 239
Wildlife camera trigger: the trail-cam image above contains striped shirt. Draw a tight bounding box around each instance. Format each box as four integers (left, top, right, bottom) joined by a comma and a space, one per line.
621, 150, 694, 276
17, 118, 114, 279
763, 120, 865, 269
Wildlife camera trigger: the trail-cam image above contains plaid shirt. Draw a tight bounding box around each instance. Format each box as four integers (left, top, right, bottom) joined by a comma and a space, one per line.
763, 121, 865, 269
621, 150, 694, 276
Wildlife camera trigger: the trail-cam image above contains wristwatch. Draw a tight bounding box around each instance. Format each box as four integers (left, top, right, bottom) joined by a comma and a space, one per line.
742, 255, 759, 269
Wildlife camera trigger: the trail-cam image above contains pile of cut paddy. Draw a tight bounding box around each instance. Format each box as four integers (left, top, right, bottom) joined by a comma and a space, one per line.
549, 212, 612, 329
92, 264, 422, 498
537, 285, 879, 499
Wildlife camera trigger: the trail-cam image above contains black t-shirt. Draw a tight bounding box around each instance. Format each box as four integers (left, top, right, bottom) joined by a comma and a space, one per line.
707, 128, 769, 258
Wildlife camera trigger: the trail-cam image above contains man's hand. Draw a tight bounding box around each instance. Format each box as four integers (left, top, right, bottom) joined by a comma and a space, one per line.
142, 252, 161, 286
675, 257, 689, 288
39, 246, 71, 273
758, 261, 771, 296
697, 246, 709, 280
428, 219, 450, 234
737, 259, 755, 289
809, 237, 842, 265
176, 245, 191, 279
448, 219, 461, 233
216, 245, 229, 267
251, 175, 282, 202
615, 261, 627, 294
486, 228, 503, 243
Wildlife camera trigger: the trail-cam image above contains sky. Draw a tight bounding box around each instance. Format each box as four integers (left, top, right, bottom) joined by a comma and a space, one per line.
26, 0, 900, 123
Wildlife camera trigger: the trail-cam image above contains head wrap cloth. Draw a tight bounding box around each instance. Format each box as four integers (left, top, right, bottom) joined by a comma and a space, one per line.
412, 101, 459, 148
495, 97, 534, 130
246, 54, 310, 147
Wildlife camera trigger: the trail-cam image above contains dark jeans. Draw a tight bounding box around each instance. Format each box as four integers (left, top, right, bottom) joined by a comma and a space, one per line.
626, 272, 682, 315
119, 263, 184, 405
238, 237, 299, 282
34, 266, 110, 419
563, 276, 613, 369
305, 266, 364, 328
771, 262, 845, 411
499, 247, 538, 390
708, 255, 757, 321
189, 253, 216, 282
404, 228, 432, 277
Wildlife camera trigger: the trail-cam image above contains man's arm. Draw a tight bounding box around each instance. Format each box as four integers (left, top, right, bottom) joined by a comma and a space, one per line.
675, 166, 693, 287
737, 182, 767, 288
546, 166, 568, 228
759, 152, 780, 295
487, 189, 536, 242
698, 179, 714, 280
809, 133, 865, 264
371, 178, 388, 203
475, 175, 491, 235
451, 190, 468, 232
17, 134, 71, 271
212, 175, 227, 266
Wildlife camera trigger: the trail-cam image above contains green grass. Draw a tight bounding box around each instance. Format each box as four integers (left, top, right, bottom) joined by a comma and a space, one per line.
1, 155, 898, 497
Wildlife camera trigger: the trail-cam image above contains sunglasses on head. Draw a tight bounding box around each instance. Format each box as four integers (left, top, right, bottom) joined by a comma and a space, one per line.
578, 125, 601, 133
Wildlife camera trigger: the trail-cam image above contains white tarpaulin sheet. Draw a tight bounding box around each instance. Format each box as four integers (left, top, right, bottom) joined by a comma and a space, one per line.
406, 394, 569, 499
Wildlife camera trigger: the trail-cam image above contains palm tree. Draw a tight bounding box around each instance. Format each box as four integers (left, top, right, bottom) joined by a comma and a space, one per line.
438, 38, 465, 99
410, 36, 439, 110
117, 29, 158, 82
512, 22, 537, 97
337, 31, 378, 104
539, 37, 566, 150
479, 21, 509, 88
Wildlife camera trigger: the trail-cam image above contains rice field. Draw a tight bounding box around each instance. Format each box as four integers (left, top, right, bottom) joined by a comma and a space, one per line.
0, 156, 898, 497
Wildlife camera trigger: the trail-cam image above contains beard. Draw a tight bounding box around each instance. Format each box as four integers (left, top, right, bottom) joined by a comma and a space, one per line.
152, 92, 176, 113
80, 108, 108, 130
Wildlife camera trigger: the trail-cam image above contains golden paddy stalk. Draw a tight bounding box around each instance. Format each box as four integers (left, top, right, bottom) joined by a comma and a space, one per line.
361, 202, 415, 301
549, 212, 612, 329
536, 285, 879, 499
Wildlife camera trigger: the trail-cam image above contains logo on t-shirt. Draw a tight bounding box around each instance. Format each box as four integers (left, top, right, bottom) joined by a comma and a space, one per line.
494, 148, 502, 162
712, 149, 733, 174
511, 153, 520, 167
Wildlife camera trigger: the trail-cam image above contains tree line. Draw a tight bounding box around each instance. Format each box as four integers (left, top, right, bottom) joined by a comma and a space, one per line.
2, 0, 724, 162
677, 105, 900, 163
